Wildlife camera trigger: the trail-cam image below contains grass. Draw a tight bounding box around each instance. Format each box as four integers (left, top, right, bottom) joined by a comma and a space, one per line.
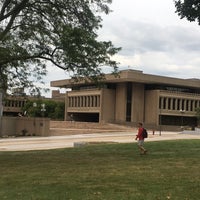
0, 140, 200, 200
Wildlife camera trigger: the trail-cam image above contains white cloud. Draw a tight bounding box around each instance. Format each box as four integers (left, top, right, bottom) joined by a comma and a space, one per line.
46, 0, 200, 97
97, 0, 200, 80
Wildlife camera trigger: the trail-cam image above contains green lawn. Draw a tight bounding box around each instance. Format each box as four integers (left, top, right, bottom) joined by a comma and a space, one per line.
0, 140, 200, 200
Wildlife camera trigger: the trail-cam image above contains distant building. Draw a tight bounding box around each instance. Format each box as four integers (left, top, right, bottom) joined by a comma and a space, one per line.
2, 89, 65, 116
50, 69, 200, 130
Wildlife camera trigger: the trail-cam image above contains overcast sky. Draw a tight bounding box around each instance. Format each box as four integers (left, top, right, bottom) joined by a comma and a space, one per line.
45, 0, 200, 97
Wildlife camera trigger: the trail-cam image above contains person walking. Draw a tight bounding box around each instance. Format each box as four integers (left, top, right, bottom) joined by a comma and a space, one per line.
135, 122, 147, 155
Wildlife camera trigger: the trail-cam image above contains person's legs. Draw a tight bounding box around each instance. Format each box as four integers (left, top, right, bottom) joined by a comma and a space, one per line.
138, 140, 147, 154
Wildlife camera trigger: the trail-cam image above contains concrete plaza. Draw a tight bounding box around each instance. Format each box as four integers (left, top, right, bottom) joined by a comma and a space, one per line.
1, 131, 200, 151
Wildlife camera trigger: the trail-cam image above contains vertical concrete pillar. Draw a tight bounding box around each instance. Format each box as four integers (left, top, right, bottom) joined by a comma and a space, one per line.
166, 98, 169, 110
197, 100, 200, 108
132, 83, 144, 124
87, 96, 89, 107
175, 98, 178, 110
183, 99, 186, 111
170, 98, 173, 110
97, 95, 100, 107
188, 100, 191, 111
65, 93, 68, 121
94, 96, 96, 107
115, 83, 127, 122
192, 100, 195, 111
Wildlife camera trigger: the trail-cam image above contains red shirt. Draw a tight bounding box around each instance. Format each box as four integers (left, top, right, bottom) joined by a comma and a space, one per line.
136, 127, 144, 140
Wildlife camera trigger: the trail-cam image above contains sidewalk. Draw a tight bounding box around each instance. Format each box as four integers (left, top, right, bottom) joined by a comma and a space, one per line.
0, 131, 200, 151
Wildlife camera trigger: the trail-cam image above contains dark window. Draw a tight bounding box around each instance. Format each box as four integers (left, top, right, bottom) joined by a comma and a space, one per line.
126, 82, 132, 122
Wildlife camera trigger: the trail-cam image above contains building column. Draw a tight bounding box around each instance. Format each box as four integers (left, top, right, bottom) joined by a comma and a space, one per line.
166, 98, 169, 110
83, 96, 85, 107
94, 96, 97, 107
183, 99, 187, 111
97, 95, 100, 107
188, 100, 192, 111
197, 101, 200, 108
192, 100, 195, 112
160, 97, 164, 109
170, 98, 173, 110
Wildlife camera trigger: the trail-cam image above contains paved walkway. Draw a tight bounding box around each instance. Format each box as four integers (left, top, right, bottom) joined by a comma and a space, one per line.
0, 131, 200, 151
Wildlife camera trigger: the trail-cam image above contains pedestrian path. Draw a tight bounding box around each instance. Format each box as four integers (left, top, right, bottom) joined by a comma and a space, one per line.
0, 131, 200, 151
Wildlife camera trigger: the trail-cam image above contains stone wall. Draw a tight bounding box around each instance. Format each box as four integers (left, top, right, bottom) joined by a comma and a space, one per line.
0, 117, 50, 137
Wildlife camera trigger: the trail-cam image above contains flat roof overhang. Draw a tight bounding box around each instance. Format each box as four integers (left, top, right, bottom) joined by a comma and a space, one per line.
50, 70, 200, 89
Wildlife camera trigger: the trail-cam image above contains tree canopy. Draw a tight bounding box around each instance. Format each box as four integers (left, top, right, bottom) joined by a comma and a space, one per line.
0, 0, 120, 95
22, 99, 65, 120
174, 0, 200, 25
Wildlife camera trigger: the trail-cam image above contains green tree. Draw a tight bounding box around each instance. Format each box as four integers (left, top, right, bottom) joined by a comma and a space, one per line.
174, 0, 200, 24
0, 0, 120, 94
174, 1, 200, 127
23, 99, 65, 120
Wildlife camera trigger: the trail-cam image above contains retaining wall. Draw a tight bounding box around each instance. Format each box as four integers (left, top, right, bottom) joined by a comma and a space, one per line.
0, 117, 50, 137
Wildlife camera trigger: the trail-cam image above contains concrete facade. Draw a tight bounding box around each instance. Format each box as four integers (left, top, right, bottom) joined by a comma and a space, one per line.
0, 117, 50, 137
51, 69, 200, 130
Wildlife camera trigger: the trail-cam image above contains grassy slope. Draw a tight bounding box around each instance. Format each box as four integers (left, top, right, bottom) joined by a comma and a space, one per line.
0, 140, 200, 200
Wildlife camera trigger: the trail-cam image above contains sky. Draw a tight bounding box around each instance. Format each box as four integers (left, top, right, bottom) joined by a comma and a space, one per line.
44, 0, 200, 97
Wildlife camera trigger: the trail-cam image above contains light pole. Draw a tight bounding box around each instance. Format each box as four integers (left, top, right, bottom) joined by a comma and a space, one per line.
33, 102, 37, 116
41, 103, 46, 118
33, 102, 46, 136
40, 103, 46, 136
33, 102, 37, 135
159, 109, 162, 136
180, 109, 185, 130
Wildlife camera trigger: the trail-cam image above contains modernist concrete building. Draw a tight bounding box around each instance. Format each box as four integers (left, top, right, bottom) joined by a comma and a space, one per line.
51, 69, 200, 130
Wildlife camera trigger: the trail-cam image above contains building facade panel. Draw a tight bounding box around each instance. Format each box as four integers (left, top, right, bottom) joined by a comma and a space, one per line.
131, 83, 145, 124
100, 89, 116, 123
51, 70, 200, 130
115, 83, 127, 123
144, 90, 160, 127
